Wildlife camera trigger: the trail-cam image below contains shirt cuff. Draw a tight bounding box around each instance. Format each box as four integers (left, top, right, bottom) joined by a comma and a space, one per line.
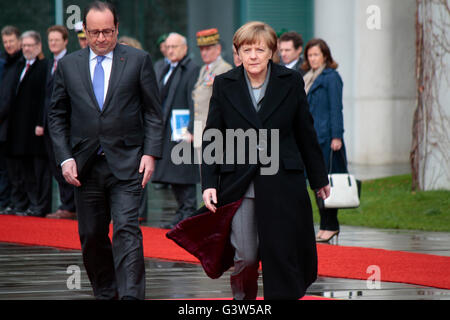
61, 158, 75, 167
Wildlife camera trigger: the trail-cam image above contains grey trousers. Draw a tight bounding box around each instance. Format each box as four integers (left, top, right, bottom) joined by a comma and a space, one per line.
230, 191, 260, 300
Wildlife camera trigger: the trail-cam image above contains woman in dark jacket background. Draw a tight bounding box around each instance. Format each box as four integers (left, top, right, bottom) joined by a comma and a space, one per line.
302, 38, 348, 243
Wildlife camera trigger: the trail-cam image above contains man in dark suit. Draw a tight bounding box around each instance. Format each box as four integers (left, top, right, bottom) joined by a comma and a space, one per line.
153, 33, 169, 87
43, 25, 76, 220
4, 30, 51, 217
151, 32, 200, 229
0, 25, 22, 214
279, 31, 305, 76
48, 1, 163, 299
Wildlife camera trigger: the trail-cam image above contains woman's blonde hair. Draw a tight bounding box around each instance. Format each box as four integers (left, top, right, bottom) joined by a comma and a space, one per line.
233, 21, 277, 54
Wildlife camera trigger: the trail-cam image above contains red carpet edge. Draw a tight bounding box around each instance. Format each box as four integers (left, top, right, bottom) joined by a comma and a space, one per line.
0, 215, 449, 290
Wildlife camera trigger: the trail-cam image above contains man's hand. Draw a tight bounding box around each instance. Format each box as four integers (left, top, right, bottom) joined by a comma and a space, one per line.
62, 159, 81, 187
316, 184, 331, 200
139, 155, 156, 188
35, 126, 44, 136
182, 132, 194, 143
202, 188, 218, 213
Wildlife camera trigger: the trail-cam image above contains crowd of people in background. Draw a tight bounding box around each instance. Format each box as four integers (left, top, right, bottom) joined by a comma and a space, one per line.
0, 18, 346, 240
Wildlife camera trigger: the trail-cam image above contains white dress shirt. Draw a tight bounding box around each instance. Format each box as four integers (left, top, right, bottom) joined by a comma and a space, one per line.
285, 58, 300, 70
163, 61, 178, 85
52, 48, 67, 74
89, 48, 114, 102
19, 58, 36, 82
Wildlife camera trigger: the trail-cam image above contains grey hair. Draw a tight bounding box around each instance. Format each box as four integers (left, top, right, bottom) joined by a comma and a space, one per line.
167, 32, 187, 45
20, 30, 42, 44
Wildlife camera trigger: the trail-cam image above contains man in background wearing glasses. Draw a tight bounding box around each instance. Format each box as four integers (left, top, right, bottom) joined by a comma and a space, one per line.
48, 1, 163, 300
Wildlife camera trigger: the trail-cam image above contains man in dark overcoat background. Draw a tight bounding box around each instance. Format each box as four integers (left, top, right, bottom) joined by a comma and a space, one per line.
5, 30, 51, 217
151, 32, 200, 229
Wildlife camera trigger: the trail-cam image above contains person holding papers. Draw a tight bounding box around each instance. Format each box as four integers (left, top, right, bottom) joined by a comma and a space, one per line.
151, 32, 200, 229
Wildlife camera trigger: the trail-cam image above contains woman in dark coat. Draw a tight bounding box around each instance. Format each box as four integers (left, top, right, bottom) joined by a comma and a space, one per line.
302, 39, 348, 243
201, 22, 330, 300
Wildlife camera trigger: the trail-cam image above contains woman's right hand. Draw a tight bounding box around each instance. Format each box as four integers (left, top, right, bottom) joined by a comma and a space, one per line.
203, 188, 218, 213
330, 138, 342, 151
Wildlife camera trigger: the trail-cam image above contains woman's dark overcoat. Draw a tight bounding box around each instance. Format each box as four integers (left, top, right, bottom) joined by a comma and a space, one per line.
200, 62, 329, 299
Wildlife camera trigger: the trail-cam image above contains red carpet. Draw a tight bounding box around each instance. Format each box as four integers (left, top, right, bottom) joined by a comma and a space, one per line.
0, 215, 449, 290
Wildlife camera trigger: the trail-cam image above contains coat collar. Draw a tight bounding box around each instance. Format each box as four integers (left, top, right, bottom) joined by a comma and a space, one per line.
308, 67, 334, 94
223, 61, 292, 128
16, 57, 40, 92
162, 55, 192, 122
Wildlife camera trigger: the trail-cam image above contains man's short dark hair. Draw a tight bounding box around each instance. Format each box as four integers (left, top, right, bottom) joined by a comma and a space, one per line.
47, 25, 69, 41
1, 25, 21, 39
279, 31, 303, 50
83, 1, 119, 28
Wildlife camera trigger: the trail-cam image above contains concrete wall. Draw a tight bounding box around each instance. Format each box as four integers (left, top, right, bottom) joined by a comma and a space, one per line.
187, 0, 237, 66
314, 0, 416, 165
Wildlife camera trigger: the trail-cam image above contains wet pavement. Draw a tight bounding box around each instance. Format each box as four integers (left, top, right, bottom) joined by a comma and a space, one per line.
0, 162, 449, 300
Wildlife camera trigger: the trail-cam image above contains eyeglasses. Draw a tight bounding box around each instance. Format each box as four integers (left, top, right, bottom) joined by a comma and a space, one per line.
22, 43, 37, 48
86, 28, 115, 38
166, 44, 183, 50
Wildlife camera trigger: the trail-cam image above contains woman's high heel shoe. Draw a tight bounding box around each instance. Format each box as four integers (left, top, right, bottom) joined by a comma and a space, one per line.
316, 231, 339, 244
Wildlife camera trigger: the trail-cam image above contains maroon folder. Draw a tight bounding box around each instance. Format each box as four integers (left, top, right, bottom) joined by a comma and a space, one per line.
166, 199, 243, 279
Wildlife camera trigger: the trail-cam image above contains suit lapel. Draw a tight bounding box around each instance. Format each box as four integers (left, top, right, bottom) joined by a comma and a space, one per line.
77, 48, 100, 113
102, 44, 127, 112
15, 59, 26, 94
224, 66, 262, 129
16, 59, 38, 94
257, 63, 291, 124
46, 59, 55, 91
163, 61, 183, 123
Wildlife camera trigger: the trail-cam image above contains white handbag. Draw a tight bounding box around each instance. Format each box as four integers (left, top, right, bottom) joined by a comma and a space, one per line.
318, 149, 361, 209
324, 173, 360, 209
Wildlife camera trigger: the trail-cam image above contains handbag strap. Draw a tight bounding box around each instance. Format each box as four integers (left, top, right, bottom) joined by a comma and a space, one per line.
328, 147, 349, 174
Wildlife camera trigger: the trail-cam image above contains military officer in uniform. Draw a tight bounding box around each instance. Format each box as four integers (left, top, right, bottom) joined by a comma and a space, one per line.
192, 28, 232, 162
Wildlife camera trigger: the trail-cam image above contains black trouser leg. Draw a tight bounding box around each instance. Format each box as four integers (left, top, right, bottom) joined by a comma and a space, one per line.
6, 157, 29, 211
314, 194, 340, 231
0, 143, 11, 208
76, 156, 145, 299
319, 207, 339, 231
45, 133, 75, 212
171, 183, 197, 220
32, 156, 52, 215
